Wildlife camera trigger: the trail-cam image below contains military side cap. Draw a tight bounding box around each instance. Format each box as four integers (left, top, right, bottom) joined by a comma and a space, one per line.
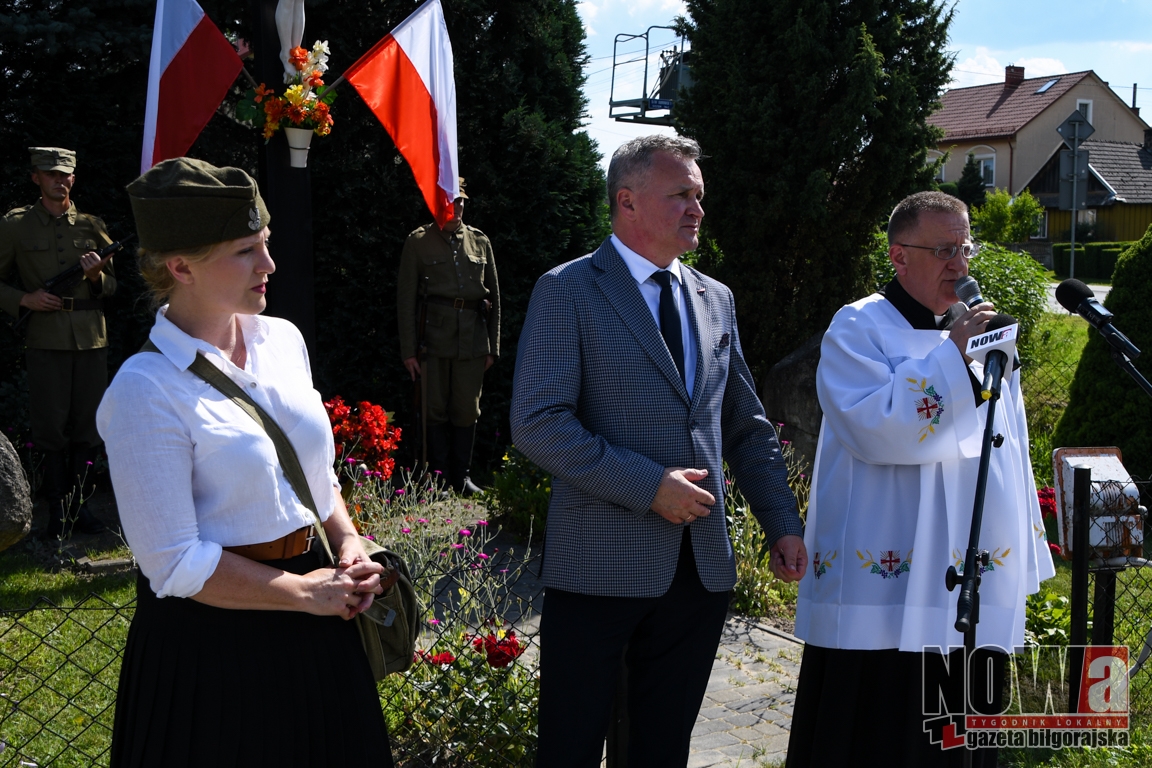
29, 147, 76, 173
127, 158, 271, 252
457, 177, 469, 200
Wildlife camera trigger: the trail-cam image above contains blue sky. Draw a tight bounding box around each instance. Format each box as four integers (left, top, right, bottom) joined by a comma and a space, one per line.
575, 0, 1152, 166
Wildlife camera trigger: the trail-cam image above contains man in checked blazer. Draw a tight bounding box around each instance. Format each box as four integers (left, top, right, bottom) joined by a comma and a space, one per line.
511, 135, 808, 767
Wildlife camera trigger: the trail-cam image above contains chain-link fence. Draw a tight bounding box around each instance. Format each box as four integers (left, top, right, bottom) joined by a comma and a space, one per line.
0, 526, 543, 768
1064, 470, 1152, 716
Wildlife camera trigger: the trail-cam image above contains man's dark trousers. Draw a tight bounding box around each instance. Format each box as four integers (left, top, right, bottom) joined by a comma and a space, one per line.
535, 530, 730, 767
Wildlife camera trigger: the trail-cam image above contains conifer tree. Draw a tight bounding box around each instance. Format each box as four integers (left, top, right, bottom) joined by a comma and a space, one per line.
957, 154, 988, 210
677, 0, 953, 377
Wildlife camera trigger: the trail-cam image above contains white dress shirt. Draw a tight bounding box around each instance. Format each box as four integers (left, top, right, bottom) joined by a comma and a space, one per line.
97, 309, 339, 599
610, 234, 698, 397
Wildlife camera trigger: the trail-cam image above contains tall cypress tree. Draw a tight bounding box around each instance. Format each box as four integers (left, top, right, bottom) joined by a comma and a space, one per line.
956, 153, 988, 210
0, 0, 607, 473
677, 0, 953, 378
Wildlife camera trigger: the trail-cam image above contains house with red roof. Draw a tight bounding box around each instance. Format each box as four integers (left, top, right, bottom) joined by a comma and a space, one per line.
929, 66, 1147, 198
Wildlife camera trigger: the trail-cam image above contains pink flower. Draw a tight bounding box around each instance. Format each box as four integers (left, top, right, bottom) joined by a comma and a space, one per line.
401, 527, 411, 534
365, 534, 375, 541
459, 529, 472, 536
428, 618, 441, 625
476, 520, 488, 527
478, 553, 489, 560
395, 489, 405, 495
418, 518, 428, 524
444, 519, 452, 524
452, 543, 464, 550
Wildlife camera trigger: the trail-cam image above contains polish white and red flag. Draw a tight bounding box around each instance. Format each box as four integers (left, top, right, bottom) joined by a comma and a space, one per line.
345, 0, 459, 226
141, 0, 242, 173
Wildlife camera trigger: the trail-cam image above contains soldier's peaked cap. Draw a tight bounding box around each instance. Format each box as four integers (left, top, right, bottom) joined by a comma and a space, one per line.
29, 147, 76, 173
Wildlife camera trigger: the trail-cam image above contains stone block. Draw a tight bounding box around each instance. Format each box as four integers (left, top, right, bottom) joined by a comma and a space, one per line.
0, 431, 31, 552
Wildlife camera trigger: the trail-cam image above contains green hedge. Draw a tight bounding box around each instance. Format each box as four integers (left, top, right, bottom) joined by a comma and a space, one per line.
1053, 234, 1152, 479
1052, 241, 1134, 281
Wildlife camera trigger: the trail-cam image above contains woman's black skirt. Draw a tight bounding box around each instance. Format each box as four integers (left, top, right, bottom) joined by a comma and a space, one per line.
111, 550, 394, 768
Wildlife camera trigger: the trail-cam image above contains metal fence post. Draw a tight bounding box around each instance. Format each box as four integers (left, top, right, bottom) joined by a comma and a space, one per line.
1069, 465, 1091, 712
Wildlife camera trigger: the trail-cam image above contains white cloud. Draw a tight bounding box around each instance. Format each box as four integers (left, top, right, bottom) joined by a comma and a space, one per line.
950, 46, 1066, 88
950, 47, 1005, 88
1113, 41, 1152, 54
1014, 57, 1067, 77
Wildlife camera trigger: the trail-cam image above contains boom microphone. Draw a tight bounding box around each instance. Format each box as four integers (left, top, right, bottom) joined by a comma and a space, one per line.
1056, 279, 1141, 360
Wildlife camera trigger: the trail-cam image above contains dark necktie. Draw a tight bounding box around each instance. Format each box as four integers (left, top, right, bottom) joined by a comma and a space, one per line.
653, 270, 685, 384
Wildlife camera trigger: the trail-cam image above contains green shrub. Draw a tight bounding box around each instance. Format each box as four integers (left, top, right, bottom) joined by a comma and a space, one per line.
1053, 241, 1133, 281
971, 188, 1044, 244
1054, 226, 1152, 479
728, 441, 811, 619
487, 446, 551, 539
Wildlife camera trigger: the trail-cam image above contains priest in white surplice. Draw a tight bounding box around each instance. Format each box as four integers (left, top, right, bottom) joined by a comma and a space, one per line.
787, 191, 1055, 768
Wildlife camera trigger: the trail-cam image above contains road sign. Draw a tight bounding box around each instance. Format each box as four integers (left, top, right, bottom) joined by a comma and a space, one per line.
1057, 109, 1095, 148
1059, 149, 1090, 210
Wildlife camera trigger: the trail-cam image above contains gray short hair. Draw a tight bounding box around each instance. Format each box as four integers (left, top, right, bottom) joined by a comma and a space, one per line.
606, 135, 701, 220
887, 191, 969, 246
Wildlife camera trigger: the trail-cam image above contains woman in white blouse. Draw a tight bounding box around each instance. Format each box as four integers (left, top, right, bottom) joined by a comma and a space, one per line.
99, 158, 393, 767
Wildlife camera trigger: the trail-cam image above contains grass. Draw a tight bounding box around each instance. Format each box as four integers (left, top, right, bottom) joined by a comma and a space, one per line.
0, 547, 136, 767
1022, 311, 1091, 488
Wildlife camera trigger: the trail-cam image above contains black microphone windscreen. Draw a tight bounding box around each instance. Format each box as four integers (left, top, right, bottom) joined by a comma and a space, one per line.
954, 276, 983, 307
987, 313, 1017, 332
1056, 279, 1094, 313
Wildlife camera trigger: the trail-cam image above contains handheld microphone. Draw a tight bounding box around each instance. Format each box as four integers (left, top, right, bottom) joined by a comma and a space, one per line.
954, 275, 984, 308
1055, 279, 1141, 360
964, 313, 1018, 400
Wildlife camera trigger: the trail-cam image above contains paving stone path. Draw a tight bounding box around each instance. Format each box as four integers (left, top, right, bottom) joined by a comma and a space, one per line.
688, 617, 803, 768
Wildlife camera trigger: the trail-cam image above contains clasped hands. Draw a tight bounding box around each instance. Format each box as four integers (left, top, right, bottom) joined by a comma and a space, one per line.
322, 544, 387, 620
652, 467, 807, 583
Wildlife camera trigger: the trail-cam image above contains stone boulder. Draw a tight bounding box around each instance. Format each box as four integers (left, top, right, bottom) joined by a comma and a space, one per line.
0, 431, 32, 551
761, 331, 824, 474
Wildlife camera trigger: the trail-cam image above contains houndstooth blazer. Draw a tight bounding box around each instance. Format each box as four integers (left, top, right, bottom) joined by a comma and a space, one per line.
511, 238, 802, 598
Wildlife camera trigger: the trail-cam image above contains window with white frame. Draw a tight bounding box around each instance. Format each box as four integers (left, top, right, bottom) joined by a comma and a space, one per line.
1076, 99, 1093, 124
1032, 211, 1048, 240
974, 154, 995, 187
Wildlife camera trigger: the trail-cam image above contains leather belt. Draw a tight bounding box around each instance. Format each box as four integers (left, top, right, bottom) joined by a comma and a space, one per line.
59, 297, 103, 312
224, 526, 315, 561
423, 295, 485, 312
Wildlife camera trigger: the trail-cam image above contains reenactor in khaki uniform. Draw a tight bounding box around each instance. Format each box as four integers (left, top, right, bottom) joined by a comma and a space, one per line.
0, 147, 116, 538
397, 179, 499, 495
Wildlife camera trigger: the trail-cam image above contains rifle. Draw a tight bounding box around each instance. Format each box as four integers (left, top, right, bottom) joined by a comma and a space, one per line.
11, 236, 132, 332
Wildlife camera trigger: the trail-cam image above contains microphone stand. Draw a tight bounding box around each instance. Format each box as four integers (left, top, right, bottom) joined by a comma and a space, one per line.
945, 371, 1003, 768
1108, 347, 1152, 400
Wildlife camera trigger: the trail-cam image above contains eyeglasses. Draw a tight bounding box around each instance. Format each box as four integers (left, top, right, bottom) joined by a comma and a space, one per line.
895, 242, 981, 260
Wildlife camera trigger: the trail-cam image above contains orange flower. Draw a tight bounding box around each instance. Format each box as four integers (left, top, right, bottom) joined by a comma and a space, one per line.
306, 71, 325, 88
263, 96, 285, 123
288, 46, 309, 70
253, 83, 273, 104
286, 104, 308, 125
